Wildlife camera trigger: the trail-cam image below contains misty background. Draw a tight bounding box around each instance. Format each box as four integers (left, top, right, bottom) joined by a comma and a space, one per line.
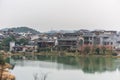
0, 0, 120, 32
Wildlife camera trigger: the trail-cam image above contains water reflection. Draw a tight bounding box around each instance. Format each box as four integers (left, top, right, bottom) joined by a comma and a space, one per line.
11, 55, 120, 73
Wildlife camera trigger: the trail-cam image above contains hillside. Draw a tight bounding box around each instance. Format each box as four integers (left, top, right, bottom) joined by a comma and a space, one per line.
1, 27, 40, 34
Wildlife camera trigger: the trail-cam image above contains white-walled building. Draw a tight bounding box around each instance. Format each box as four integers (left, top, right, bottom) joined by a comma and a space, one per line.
9, 41, 15, 51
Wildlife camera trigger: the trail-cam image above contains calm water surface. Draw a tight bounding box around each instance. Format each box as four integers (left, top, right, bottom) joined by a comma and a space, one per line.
10, 56, 120, 80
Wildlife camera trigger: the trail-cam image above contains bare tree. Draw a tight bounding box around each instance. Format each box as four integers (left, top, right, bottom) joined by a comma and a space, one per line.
33, 71, 50, 80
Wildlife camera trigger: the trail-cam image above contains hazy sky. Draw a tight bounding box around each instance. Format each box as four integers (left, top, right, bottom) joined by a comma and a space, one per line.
0, 0, 120, 32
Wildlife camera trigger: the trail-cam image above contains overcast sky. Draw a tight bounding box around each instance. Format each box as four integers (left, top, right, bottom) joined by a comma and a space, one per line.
0, 0, 120, 32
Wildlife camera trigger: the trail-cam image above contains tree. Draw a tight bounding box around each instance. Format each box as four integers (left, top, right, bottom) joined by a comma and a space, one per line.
101, 46, 106, 55
83, 46, 90, 54
96, 48, 100, 55
16, 38, 29, 45
1, 35, 16, 51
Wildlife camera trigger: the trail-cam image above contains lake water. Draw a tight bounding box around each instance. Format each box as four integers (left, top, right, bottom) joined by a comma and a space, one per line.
10, 56, 120, 80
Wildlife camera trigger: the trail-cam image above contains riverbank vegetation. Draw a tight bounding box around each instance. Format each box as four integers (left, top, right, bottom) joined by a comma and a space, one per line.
36, 45, 117, 56
10, 50, 118, 61
35, 45, 117, 57
0, 35, 29, 51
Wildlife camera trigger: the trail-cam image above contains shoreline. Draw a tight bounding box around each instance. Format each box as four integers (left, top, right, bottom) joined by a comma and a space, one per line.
10, 51, 120, 59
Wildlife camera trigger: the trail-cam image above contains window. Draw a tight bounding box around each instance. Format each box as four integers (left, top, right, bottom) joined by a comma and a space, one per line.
111, 42, 113, 45
90, 37, 92, 40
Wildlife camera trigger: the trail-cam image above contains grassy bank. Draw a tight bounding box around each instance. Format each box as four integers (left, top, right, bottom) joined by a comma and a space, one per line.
10, 50, 118, 59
